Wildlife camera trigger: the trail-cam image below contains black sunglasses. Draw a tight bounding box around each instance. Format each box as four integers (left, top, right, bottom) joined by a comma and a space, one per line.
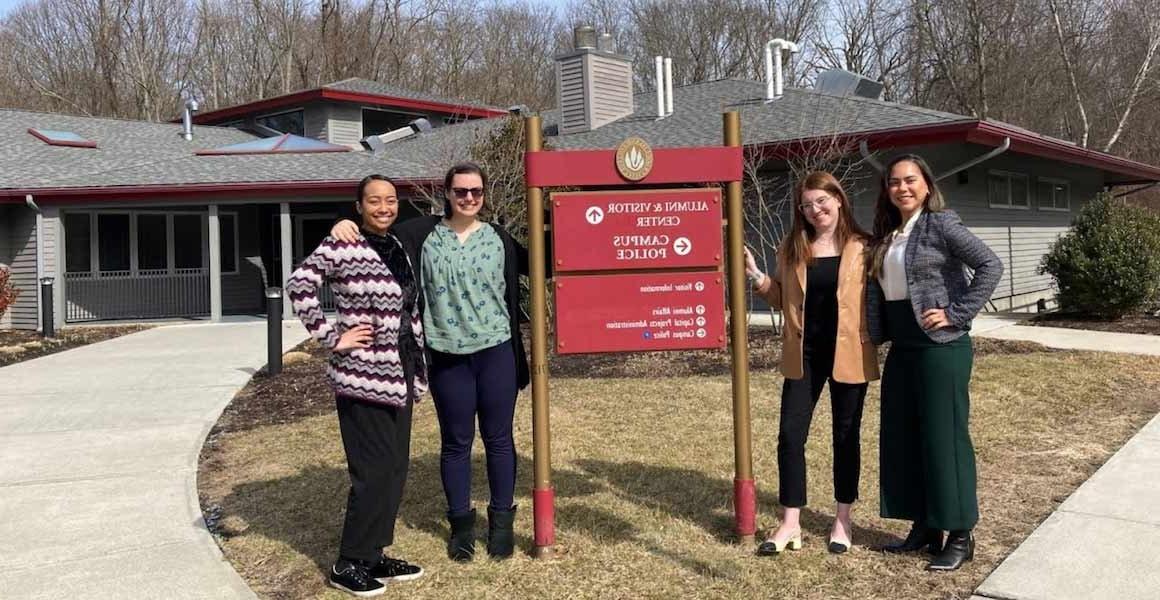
451, 187, 484, 198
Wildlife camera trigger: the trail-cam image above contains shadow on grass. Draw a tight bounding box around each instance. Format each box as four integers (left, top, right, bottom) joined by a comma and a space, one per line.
215, 452, 605, 571
214, 453, 899, 579
573, 458, 898, 549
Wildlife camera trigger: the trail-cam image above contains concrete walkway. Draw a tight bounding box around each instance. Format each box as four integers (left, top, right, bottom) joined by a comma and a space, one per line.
975, 315, 1160, 356
0, 322, 307, 599
968, 316, 1160, 600
972, 412, 1160, 600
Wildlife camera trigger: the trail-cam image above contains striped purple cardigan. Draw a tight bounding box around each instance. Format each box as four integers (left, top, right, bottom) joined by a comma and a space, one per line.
287, 235, 428, 407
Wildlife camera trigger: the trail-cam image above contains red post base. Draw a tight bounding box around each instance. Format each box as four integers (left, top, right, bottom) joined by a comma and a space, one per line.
734, 478, 756, 542
533, 486, 556, 554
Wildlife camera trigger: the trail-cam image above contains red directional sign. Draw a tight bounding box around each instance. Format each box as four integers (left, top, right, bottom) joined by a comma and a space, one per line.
554, 271, 726, 354
551, 188, 723, 272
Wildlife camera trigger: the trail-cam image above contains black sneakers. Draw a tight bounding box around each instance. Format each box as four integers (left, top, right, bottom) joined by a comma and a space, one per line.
368, 556, 424, 582
329, 559, 384, 597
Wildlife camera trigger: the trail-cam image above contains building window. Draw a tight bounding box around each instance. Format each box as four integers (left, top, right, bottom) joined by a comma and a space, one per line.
137, 214, 168, 271
988, 170, 1030, 209
97, 214, 131, 272
173, 214, 204, 269
64, 213, 92, 273
1037, 178, 1070, 211
362, 108, 422, 137
28, 128, 97, 148
255, 109, 304, 136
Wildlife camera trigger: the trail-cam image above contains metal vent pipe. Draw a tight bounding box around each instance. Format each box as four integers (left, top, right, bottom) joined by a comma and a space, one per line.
182, 99, 199, 141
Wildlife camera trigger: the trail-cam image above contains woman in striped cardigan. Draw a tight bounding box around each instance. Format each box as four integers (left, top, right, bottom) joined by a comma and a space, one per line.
287, 174, 427, 598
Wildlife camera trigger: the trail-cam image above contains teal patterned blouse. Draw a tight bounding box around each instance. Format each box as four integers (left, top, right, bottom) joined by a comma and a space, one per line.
421, 222, 510, 354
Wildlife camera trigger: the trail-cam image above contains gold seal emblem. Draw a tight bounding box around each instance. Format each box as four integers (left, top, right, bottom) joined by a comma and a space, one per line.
615, 137, 653, 181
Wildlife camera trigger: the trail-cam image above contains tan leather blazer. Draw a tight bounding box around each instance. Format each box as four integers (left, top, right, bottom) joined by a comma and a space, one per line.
753, 237, 880, 384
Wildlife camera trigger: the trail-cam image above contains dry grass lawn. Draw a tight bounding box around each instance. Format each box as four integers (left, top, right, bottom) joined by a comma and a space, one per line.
199, 343, 1160, 600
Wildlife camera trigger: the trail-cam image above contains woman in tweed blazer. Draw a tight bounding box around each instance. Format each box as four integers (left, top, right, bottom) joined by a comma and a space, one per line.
865, 155, 1002, 572
288, 175, 427, 597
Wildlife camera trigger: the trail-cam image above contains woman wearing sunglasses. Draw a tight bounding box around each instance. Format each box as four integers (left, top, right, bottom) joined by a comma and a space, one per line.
743, 171, 879, 557
332, 162, 530, 562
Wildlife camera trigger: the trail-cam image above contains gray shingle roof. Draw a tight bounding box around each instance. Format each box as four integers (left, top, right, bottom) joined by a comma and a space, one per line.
0, 108, 439, 190
544, 79, 971, 149
1, 109, 255, 189
6, 77, 1142, 192
384, 79, 973, 160
324, 78, 503, 112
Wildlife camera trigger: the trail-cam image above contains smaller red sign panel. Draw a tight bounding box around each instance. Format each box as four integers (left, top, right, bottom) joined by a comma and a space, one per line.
552, 188, 723, 272
554, 271, 726, 354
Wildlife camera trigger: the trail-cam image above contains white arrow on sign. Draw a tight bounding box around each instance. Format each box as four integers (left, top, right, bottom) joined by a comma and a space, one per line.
673, 237, 692, 255
585, 206, 604, 225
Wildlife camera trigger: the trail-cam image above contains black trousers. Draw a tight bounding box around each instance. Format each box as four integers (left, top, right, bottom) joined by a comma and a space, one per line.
336, 394, 413, 562
777, 344, 868, 508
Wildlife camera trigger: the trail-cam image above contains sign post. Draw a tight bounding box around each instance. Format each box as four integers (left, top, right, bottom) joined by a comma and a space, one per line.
525, 116, 556, 559
524, 112, 752, 555
724, 111, 756, 544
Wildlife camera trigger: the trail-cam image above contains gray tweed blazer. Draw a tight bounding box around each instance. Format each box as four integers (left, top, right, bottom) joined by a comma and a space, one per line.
867, 210, 1003, 345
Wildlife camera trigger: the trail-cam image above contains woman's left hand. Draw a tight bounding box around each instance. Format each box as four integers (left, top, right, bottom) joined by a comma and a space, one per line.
921, 308, 950, 330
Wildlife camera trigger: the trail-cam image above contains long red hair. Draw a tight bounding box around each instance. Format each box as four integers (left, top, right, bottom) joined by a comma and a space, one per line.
779, 171, 868, 271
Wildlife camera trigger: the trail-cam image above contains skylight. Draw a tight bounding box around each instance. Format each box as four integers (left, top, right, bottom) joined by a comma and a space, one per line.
196, 133, 350, 155
28, 128, 97, 148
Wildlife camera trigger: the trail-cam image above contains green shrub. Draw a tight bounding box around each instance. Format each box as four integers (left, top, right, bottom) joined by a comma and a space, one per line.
0, 265, 18, 320
1041, 194, 1160, 317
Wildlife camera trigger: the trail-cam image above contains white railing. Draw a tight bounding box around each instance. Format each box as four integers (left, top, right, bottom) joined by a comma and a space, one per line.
65, 268, 210, 322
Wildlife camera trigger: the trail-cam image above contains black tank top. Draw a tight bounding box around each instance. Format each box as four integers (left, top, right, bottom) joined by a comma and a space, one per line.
804, 256, 840, 349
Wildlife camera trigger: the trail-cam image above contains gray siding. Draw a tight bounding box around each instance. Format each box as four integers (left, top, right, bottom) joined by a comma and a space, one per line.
2, 205, 38, 329
303, 101, 328, 141
327, 104, 363, 149
220, 206, 263, 314
43, 207, 63, 331
556, 56, 587, 134
588, 53, 635, 129
774, 142, 1100, 311
556, 50, 634, 134
0, 205, 11, 329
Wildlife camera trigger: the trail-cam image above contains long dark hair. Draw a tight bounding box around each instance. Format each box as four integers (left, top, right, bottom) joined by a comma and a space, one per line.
780, 171, 868, 271
867, 154, 945, 278
442, 162, 488, 216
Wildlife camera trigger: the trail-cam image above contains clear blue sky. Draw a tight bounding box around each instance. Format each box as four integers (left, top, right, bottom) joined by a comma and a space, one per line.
0, 0, 26, 18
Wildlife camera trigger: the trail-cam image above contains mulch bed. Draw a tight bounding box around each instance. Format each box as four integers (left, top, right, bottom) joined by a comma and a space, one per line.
0, 325, 152, 367
1029, 312, 1160, 335
210, 329, 1049, 436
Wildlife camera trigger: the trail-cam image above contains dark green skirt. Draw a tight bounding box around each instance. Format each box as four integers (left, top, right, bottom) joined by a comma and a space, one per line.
879, 300, 978, 531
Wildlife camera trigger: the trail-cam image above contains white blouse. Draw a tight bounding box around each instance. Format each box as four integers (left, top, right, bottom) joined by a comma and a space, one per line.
879, 209, 923, 301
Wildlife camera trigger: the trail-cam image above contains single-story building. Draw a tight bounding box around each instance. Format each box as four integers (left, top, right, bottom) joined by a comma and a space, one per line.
3, 41, 1158, 330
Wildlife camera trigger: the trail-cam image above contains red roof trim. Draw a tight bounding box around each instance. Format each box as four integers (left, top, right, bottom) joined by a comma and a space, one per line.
754, 120, 1160, 183
27, 128, 98, 149
0, 178, 438, 203
968, 121, 1160, 183
190, 88, 507, 125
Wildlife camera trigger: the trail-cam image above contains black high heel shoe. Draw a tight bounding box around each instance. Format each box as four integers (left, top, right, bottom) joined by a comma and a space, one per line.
873, 521, 943, 554
927, 530, 974, 571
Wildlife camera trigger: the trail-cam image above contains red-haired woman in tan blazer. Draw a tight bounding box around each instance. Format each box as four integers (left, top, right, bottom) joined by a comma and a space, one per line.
744, 171, 880, 556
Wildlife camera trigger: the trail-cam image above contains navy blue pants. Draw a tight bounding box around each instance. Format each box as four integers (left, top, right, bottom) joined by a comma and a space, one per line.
429, 340, 518, 516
